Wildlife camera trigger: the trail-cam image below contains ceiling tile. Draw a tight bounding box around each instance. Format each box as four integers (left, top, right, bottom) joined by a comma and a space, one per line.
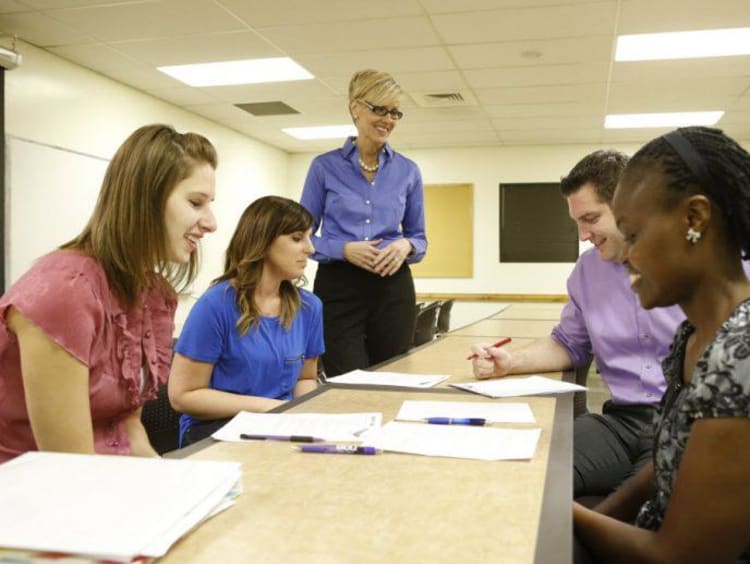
498, 128, 603, 144
476, 83, 607, 105
145, 86, 220, 106
47, 0, 245, 42
0, 0, 35, 14
431, 3, 617, 44
21, 0, 143, 7
484, 102, 599, 118
392, 70, 468, 92
256, 16, 440, 55
492, 115, 603, 130
49, 42, 182, 89
617, 0, 750, 34
607, 78, 750, 112
109, 31, 282, 67
200, 78, 338, 105
464, 63, 610, 89
218, 0, 423, 27
294, 47, 455, 78
0, 11, 92, 45
449, 35, 613, 69
422, 0, 614, 13
612, 57, 750, 83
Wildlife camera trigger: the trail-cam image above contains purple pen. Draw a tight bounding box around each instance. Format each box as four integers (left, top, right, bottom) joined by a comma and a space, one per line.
298, 445, 379, 455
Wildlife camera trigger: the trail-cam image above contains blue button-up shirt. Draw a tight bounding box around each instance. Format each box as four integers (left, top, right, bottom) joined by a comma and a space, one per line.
300, 137, 427, 263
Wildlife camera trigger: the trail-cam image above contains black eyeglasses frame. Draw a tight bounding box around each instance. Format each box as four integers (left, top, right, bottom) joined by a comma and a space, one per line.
359, 99, 404, 120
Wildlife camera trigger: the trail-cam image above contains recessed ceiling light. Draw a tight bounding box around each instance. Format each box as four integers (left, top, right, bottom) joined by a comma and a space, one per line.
604, 111, 724, 129
282, 125, 357, 140
158, 57, 313, 87
616, 27, 750, 61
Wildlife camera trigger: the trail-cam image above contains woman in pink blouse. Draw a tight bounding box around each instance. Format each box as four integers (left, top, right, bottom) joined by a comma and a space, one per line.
0, 124, 218, 462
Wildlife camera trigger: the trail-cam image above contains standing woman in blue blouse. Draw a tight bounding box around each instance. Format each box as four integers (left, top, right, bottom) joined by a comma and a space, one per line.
300, 69, 427, 377
168, 196, 324, 446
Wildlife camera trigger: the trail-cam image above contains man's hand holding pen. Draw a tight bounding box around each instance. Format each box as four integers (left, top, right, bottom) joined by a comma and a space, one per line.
468, 337, 513, 380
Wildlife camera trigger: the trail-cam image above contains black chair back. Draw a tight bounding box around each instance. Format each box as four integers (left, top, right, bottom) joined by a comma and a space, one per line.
412, 301, 440, 347
436, 299, 454, 335
141, 383, 181, 454
141, 337, 181, 454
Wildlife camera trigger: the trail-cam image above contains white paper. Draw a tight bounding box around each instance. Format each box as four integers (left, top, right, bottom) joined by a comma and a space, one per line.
396, 400, 535, 423
0, 452, 241, 562
211, 411, 382, 442
451, 375, 587, 398
366, 421, 541, 461
326, 369, 449, 388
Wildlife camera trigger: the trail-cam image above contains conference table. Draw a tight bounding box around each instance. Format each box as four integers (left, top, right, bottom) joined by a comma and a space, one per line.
164, 305, 573, 564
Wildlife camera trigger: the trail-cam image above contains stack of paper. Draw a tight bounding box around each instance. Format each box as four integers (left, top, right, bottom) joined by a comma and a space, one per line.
326, 369, 449, 388
451, 375, 587, 398
0, 452, 241, 562
212, 411, 382, 442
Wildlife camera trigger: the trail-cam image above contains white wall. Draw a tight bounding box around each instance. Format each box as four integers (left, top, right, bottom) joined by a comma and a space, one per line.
4, 40, 292, 330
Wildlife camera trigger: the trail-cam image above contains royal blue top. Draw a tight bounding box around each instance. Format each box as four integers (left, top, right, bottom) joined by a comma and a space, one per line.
300, 137, 427, 263
174, 280, 325, 443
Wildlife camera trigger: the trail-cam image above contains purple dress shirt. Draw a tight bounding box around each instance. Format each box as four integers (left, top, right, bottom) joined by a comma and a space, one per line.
551, 248, 685, 406
300, 137, 427, 263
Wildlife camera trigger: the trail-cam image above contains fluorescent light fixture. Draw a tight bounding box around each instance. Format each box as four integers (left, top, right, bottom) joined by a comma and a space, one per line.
158, 57, 313, 87
282, 125, 357, 140
616, 27, 750, 61
604, 111, 724, 129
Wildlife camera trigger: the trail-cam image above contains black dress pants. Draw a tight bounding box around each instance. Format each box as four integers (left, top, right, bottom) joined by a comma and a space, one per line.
314, 261, 416, 377
573, 401, 656, 498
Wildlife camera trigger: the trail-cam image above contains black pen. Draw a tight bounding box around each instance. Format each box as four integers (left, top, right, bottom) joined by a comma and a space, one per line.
239, 434, 325, 443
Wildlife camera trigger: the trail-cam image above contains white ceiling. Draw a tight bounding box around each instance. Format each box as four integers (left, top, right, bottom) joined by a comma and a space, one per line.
1, 0, 750, 153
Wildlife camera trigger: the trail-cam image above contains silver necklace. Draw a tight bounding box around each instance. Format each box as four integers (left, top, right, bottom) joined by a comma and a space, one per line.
359, 158, 379, 172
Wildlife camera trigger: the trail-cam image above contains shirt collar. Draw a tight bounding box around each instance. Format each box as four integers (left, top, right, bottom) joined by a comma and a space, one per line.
341, 136, 394, 159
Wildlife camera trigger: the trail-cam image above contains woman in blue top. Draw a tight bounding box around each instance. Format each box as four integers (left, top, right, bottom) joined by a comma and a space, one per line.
574, 127, 750, 562
168, 196, 324, 446
300, 69, 427, 377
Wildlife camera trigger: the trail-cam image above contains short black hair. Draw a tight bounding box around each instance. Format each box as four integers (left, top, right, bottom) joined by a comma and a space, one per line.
624, 126, 750, 259
560, 149, 629, 204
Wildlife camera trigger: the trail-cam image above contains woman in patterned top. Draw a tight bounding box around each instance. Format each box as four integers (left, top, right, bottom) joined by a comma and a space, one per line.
573, 126, 750, 563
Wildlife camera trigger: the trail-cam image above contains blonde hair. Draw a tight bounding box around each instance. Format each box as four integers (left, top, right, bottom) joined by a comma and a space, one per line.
63, 124, 218, 308
348, 69, 401, 107
213, 196, 313, 335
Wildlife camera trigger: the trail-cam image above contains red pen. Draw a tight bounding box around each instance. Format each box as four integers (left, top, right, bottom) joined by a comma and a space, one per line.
466, 337, 512, 360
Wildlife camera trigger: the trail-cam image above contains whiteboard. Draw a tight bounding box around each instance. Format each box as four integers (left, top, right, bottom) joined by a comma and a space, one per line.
6, 136, 108, 286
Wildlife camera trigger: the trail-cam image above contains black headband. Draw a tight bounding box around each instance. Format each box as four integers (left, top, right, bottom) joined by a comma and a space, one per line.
662, 131, 715, 191
662, 130, 732, 216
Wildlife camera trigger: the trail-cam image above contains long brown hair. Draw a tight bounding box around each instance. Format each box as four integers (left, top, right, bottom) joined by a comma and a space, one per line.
63, 124, 218, 307
214, 196, 313, 334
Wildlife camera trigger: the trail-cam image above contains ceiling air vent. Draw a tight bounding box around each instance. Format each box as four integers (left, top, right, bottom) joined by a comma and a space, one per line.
410, 90, 478, 108
235, 101, 299, 116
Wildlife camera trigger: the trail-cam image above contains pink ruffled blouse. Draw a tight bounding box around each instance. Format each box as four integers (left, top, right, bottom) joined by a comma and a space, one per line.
0, 251, 176, 462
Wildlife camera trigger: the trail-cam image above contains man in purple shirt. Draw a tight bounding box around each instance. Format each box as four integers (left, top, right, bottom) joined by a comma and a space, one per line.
471, 150, 685, 499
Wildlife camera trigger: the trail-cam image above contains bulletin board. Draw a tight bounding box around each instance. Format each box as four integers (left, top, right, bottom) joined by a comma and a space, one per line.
410, 183, 473, 278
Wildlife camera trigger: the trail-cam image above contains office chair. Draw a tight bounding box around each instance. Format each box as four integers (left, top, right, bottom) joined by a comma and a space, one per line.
140, 337, 182, 454
141, 383, 181, 454
412, 301, 440, 347
436, 299, 454, 335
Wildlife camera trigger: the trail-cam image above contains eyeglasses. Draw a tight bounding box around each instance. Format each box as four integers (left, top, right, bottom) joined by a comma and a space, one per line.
359, 99, 404, 120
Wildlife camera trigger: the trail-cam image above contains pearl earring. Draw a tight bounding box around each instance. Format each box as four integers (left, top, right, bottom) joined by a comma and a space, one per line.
686, 228, 701, 244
